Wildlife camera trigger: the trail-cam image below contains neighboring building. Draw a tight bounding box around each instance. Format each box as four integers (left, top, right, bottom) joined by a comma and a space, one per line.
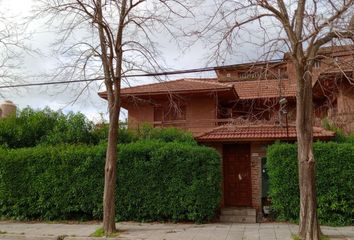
0, 100, 16, 118
99, 45, 354, 222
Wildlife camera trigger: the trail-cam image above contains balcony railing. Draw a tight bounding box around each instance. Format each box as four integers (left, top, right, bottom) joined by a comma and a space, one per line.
150, 115, 354, 134
327, 112, 354, 133
152, 118, 289, 135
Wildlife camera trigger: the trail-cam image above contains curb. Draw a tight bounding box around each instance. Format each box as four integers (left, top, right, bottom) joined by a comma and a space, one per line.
65, 237, 120, 240
0, 234, 58, 240
0, 235, 121, 240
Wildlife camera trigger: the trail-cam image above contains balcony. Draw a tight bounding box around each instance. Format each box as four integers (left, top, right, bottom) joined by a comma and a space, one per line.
327, 112, 354, 133
152, 117, 288, 136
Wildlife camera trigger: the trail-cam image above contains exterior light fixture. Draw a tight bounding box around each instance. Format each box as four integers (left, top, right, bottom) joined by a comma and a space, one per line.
279, 97, 287, 105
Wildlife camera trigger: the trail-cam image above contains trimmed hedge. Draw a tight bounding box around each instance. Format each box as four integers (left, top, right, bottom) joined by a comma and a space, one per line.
267, 142, 354, 226
117, 141, 221, 222
135, 125, 196, 144
0, 145, 106, 220
0, 141, 221, 222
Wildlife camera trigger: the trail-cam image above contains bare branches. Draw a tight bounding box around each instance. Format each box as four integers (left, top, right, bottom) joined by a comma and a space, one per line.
0, 6, 34, 99
32, 0, 193, 234
197, 0, 353, 65
197, 1, 353, 240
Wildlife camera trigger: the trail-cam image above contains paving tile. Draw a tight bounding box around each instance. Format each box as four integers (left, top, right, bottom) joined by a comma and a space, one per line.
0, 221, 353, 240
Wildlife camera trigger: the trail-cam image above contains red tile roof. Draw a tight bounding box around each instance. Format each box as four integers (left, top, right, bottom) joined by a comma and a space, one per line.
98, 78, 297, 100
233, 80, 296, 99
196, 124, 335, 141
120, 78, 232, 95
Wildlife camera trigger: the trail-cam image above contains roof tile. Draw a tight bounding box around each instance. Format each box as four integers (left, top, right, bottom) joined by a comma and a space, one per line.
233, 80, 296, 99
99, 77, 297, 100
120, 78, 232, 95
196, 124, 335, 141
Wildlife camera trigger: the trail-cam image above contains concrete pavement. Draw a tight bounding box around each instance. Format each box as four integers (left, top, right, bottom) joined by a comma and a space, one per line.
0, 221, 353, 240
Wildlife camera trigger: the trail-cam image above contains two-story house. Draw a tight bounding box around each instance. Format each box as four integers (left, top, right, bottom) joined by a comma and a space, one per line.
99, 45, 354, 222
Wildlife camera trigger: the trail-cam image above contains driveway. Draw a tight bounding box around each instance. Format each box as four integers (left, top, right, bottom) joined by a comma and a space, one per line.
0, 221, 353, 240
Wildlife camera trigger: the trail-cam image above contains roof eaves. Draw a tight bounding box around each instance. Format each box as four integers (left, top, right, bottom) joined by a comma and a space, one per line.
121, 87, 233, 96
196, 125, 335, 141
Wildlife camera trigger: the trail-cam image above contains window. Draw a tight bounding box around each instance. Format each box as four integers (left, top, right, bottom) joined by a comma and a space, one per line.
239, 71, 263, 79
164, 105, 186, 121
154, 104, 186, 122
154, 107, 163, 122
314, 60, 321, 69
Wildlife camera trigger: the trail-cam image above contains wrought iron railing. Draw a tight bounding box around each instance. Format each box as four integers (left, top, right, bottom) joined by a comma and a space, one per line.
152, 117, 290, 134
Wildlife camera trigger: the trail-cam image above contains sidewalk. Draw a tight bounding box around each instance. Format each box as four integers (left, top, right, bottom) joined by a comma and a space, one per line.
0, 221, 353, 240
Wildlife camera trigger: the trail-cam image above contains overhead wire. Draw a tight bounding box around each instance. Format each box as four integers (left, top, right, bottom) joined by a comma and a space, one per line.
0, 59, 284, 89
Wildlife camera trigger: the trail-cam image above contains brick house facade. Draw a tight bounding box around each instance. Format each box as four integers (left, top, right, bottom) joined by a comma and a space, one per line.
99, 45, 353, 222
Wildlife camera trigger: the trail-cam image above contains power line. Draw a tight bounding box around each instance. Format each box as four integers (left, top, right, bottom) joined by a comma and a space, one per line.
0, 77, 105, 89
0, 59, 284, 89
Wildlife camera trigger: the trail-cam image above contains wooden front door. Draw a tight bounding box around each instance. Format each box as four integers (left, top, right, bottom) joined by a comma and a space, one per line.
223, 144, 252, 207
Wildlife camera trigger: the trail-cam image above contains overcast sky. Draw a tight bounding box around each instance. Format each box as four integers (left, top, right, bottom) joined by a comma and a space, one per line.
0, 0, 263, 122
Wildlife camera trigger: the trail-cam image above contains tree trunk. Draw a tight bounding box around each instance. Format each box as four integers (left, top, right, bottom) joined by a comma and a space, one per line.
103, 104, 119, 234
296, 68, 321, 240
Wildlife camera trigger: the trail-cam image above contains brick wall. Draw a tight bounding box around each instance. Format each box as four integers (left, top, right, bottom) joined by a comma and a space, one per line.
250, 142, 268, 219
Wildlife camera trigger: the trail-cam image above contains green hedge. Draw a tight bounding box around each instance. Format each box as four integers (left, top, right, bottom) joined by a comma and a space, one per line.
0, 107, 135, 148
0, 145, 106, 220
0, 141, 221, 222
267, 142, 354, 226
117, 141, 221, 222
135, 124, 196, 144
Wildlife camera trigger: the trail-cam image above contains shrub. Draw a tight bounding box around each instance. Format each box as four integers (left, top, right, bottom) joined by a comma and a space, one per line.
267, 142, 354, 226
41, 112, 97, 145
322, 118, 353, 143
93, 123, 135, 144
0, 107, 99, 148
135, 124, 196, 144
0, 107, 59, 148
0, 107, 135, 148
117, 140, 221, 222
0, 141, 221, 222
0, 145, 106, 220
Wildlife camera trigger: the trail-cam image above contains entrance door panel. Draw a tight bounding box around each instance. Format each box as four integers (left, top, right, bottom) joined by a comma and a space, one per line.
223, 144, 252, 207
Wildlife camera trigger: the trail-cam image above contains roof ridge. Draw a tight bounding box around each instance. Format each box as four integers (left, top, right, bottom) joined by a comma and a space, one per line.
233, 79, 292, 84
122, 78, 187, 90
185, 78, 232, 87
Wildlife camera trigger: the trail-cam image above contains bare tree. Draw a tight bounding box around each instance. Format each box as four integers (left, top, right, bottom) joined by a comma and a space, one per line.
200, 1, 354, 239
0, 8, 25, 95
33, 0, 192, 234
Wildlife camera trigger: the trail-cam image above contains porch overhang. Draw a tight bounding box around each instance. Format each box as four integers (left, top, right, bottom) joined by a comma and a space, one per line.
196, 124, 335, 142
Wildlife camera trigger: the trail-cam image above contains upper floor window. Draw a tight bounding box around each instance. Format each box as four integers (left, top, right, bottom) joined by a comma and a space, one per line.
239, 71, 262, 79
238, 67, 288, 80
154, 104, 186, 122
314, 60, 321, 69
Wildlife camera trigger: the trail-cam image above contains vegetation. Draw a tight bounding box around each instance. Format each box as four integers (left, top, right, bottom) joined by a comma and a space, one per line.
134, 124, 196, 144
0, 130, 221, 222
90, 228, 105, 237
267, 142, 354, 226
117, 140, 221, 222
0, 107, 196, 149
0, 107, 134, 148
90, 227, 119, 237
0, 145, 106, 220
322, 118, 354, 143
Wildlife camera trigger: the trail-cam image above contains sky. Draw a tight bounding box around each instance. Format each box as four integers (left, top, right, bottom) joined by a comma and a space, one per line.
0, 0, 263, 122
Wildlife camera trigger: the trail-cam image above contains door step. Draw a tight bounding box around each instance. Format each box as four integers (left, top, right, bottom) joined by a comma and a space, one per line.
220, 207, 256, 223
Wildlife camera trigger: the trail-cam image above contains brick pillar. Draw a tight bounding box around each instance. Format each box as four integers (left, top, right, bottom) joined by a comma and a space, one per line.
250, 142, 267, 220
